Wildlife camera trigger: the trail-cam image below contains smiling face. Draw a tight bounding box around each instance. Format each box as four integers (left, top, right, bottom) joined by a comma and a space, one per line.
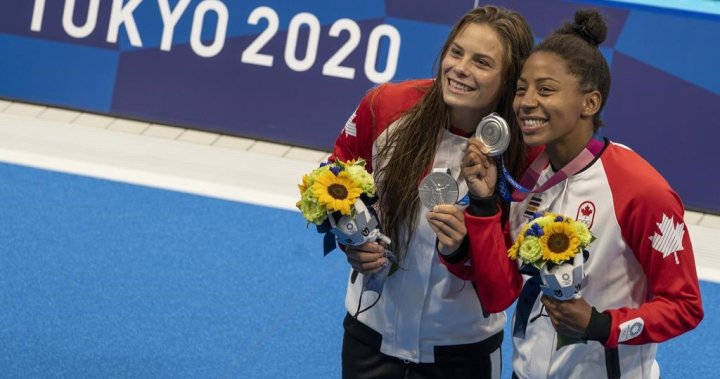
440, 22, 505, 132
513, 51, 600, 164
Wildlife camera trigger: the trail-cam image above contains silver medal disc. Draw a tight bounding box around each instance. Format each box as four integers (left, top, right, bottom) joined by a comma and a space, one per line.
475, 112, 510, 157
418, 171, 459, 208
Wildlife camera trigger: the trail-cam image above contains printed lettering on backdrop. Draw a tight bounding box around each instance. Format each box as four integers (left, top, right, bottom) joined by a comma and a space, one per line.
4, 0, 472, 149
0, 0, 718, 212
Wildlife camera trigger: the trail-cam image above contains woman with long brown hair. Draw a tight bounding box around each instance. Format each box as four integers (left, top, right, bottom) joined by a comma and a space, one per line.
328, 5, 535, 379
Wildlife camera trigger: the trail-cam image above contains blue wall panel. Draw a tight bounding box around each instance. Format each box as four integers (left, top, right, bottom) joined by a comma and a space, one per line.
0, 0, 718, 212
0, 34, 118, 112
616, 11, 720, 94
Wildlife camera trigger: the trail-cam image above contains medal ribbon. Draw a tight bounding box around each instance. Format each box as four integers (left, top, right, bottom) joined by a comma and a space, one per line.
509, 136, 605, 202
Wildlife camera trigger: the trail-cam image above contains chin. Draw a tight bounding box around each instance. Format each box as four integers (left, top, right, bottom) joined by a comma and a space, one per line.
442, 93, 466, 109
522, 134, 544, 147
444, 93, 483, 111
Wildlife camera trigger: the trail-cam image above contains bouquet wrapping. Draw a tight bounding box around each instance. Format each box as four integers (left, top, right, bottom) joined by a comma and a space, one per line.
509, 212, 594, 297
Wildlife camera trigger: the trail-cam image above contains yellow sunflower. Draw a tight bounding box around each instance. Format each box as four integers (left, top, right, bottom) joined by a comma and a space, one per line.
539, 221, 581, 264
507, 240, 520, 260
340, 158, 359, 167
298, 174, 311, 195
311, 170, 363, 215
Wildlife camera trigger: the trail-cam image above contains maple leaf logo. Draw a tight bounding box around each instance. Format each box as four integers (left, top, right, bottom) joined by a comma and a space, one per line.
576, 201, 595, 228
581, 205, 593, 217
648, 214, 685, 264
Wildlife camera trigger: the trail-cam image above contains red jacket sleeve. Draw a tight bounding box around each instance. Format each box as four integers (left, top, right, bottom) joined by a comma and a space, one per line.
467, 210, 523, 313
442, 145, 543, 312
328, 80, 431, 171
602, 149, 703, 348
328, 88, 376, 170
603, 188, 703, 348
441, 206, 522, 313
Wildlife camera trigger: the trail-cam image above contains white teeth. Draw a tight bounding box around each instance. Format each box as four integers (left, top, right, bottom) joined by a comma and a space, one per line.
449, 80, 473, 92
524, 119, 546, 126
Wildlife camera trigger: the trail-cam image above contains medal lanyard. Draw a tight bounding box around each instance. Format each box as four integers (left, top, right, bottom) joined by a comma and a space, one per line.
506, 136, 605, 202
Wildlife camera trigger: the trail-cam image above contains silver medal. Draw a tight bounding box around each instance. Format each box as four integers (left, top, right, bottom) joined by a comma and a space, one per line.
475, 112, 510, 157
418, 171, 459, 208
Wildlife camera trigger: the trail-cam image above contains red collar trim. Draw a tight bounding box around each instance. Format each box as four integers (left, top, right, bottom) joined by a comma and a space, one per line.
448, 125, 473, 137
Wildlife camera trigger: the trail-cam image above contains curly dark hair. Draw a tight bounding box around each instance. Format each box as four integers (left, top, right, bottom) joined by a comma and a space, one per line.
534, 9, 612, 130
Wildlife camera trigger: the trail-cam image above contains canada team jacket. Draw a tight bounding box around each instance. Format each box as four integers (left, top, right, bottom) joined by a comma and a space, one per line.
444, 140, 703, 378
329, 79, 506, 363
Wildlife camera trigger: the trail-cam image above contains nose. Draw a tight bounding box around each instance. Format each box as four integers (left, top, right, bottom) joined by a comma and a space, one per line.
519, 90, 538, 109
453, 59, 470, 77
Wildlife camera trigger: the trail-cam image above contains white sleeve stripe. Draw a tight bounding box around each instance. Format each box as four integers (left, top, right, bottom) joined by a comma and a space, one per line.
343, 111, 357, 137
344, 120, 356, 137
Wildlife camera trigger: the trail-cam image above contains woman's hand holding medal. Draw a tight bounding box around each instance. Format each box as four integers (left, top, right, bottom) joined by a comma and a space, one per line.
426, 204, 467, 255
461, 112, 510, 198
461, 138, 498, 198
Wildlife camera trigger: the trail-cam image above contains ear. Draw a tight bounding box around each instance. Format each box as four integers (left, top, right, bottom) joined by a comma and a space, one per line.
582, 90, 602, 118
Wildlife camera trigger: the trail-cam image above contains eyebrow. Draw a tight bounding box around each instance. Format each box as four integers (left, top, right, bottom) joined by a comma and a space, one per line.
517, 77, 561, 85
536, 77, 560, 83
450, 43, 497, 64
474, 53, 496, 65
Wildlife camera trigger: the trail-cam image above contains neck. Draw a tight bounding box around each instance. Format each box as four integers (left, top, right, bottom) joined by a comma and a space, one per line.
450, 107, 491, 134
547, 131, 595, 168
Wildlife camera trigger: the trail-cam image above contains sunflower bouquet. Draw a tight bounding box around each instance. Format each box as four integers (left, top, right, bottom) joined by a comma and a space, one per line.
297, 159, 395, 297
510, 212, 595, 350
297, 159, 375, 226
508, 212, 595, 301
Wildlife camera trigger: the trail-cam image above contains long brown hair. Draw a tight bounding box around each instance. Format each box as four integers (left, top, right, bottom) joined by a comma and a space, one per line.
375, 6, 534, 258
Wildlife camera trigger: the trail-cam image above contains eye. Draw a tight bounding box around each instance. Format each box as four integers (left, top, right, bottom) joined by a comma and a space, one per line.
449, 48, 462, 57
538, 86, 554, 95
473, 57, 489, 67
515, 85, 526, 96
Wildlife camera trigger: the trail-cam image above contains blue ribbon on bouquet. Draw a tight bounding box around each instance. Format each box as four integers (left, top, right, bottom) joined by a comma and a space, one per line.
513, 264, 542, 339
513, 250, 591, 339
316, 218, 338, 256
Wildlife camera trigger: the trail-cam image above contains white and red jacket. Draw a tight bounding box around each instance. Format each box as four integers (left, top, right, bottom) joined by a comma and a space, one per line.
329, 80, 506, 363
445, 140, 703, 378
